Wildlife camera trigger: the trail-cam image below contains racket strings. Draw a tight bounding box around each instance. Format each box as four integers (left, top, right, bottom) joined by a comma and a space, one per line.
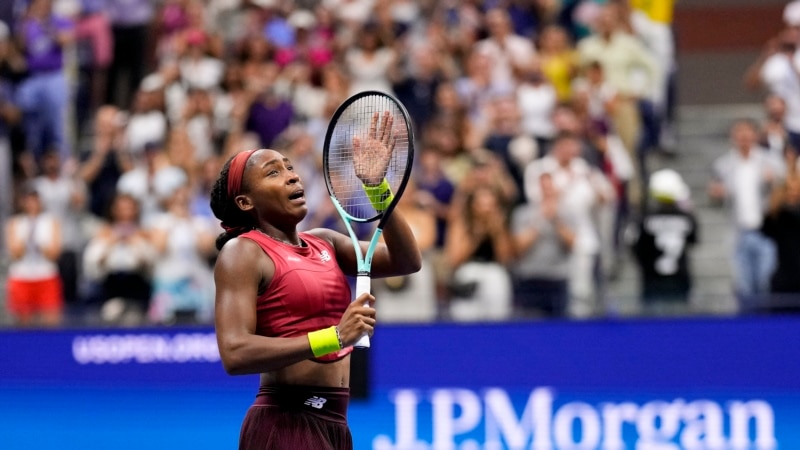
327, 94, 410, 220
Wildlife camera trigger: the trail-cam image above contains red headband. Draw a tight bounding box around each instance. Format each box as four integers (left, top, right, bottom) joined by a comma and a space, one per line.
226, 149, 258, 198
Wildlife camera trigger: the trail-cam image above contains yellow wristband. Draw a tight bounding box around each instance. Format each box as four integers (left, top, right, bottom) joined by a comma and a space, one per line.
363, 178, 394, 212
307, 326, 342, 358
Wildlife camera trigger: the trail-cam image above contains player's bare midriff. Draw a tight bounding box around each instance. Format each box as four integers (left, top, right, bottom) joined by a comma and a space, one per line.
260, 355, 351, 388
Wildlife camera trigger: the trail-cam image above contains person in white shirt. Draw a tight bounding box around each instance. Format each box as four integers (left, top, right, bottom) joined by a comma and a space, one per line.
116, 141, 188, 227
708, 120, 786, 312
524, 132, 615, 318
517, 60, 557, 152
4, 184, 63, 326
745, 27, 800, 154
34, 150, 88, 307
123, 80, 168, 159
344, 23, 396, 96
473, 7, 536, 88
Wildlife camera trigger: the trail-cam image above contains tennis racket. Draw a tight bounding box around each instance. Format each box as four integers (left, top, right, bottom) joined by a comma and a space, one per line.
322, 91, 415, 348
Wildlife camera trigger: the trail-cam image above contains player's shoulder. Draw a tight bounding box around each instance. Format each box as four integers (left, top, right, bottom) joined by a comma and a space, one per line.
216, 235, 265, 269
304, 228, 341, 247
305, 228, 356, 256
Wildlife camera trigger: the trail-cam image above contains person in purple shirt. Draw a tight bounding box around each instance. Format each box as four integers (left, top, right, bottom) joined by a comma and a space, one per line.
245, 87, 293, 149
15, 0, 74, 162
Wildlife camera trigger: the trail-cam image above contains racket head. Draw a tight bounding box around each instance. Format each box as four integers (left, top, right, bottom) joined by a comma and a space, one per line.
322, 91, 414, 223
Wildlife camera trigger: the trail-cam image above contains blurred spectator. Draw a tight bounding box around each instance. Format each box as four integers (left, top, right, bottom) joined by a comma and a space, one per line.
147, 184, 217, 325
572, 61, 617, 141
444, 169, 515, 322
708, 120, 785, 313
392, 42, 449, 133
763, 174, 800, 312
277, 8, 334, 68
178, 29, 225, 91
760, 94, 790, 160
454, 49, 497, 126
517, 59, 557, 155
763, 168, 800, 312
452, 149, 519, 212
0, 26, 22, 243
123, 77, 169, 159
474, 7, 536, 88
33, 150, 87, 308
430, 0, 482, 67
525, 132, 614, 318
344, 22, 397, 96
576, 2, 660, 205
588, 126, 634, 274
214, 61, 248, 133
624, 0, 677, 153
82, 192, 154, 326
414, 147, 455, 310
237, 31, 277, 84
15, 0, 75, 162
116, 140, 188, 226
537, 24, 578, 103
511, 171, 577, 319
0, 18, 26, 83
4, 184, 63, 326
630, 168, 697, 316
189, 156, 223, 224
74, 0, 112, 134
373, 179, 438, 322
244, 67, 293, 148
745, 27, 800, 155
176, 87, 217, 162
476, 93, 534, 201
152, 0, 191, 64
104, 0, 154, 108
785, 0, 800, 28
278, 60, 325, 124
78, 105, 133, 217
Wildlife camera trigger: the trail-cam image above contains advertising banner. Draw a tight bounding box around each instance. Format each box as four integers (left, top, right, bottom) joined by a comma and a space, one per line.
1, 316, 798, 449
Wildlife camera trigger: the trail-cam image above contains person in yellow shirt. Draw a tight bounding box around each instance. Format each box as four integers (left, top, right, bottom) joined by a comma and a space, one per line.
630, 0, 675, 25
538, 24, 580, 103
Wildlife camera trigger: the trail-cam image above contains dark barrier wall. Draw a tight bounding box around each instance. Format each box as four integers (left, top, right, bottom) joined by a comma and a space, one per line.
1, 316, 799, 449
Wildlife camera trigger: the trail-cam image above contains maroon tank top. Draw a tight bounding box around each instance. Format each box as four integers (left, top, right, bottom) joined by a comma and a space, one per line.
240, 230, 354, 361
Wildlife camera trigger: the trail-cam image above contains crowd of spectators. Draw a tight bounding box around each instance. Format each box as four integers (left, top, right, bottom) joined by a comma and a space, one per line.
0, 0, 796, 328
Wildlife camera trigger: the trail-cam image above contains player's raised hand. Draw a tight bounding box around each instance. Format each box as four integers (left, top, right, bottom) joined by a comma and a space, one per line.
353, 111, 395, 185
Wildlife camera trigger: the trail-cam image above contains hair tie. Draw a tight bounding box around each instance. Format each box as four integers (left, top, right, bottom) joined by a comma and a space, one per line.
226, 149, 258, 199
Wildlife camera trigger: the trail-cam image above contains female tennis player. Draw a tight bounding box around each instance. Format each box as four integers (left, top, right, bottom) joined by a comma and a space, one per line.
211, 116, 420, 449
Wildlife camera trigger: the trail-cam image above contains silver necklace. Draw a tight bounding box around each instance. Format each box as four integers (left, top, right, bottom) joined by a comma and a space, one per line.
256, 228, 304, 248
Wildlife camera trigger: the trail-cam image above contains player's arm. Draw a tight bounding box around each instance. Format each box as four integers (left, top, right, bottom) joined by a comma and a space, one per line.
214, 238, 316, 375
309, 215, 421, 279
364, 209, 421, 278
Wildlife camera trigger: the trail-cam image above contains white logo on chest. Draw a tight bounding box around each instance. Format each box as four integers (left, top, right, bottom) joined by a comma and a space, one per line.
319, 250, 331, 263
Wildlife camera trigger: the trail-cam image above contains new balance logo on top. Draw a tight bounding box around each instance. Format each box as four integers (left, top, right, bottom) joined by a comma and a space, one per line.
304, 396, 327, 409
319, 250, 331, 263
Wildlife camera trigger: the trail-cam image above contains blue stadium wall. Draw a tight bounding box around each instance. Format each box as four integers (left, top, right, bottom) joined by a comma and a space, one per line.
1, 316, 799, 449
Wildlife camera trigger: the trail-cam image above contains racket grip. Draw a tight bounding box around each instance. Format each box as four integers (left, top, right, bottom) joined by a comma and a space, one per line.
354, 275, 371, 348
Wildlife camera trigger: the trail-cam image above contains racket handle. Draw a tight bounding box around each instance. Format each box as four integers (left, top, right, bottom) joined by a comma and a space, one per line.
354, 275, 371, 348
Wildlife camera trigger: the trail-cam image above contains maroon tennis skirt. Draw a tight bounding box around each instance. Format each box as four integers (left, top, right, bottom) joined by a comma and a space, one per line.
239, 384, 352, 450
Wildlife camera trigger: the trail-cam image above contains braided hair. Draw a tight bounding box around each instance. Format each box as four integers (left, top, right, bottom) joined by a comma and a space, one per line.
210, 155, 257, 250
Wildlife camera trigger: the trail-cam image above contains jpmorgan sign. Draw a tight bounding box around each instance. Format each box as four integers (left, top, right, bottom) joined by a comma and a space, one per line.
370, 387, 776, 450
0, 319, 798, 449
